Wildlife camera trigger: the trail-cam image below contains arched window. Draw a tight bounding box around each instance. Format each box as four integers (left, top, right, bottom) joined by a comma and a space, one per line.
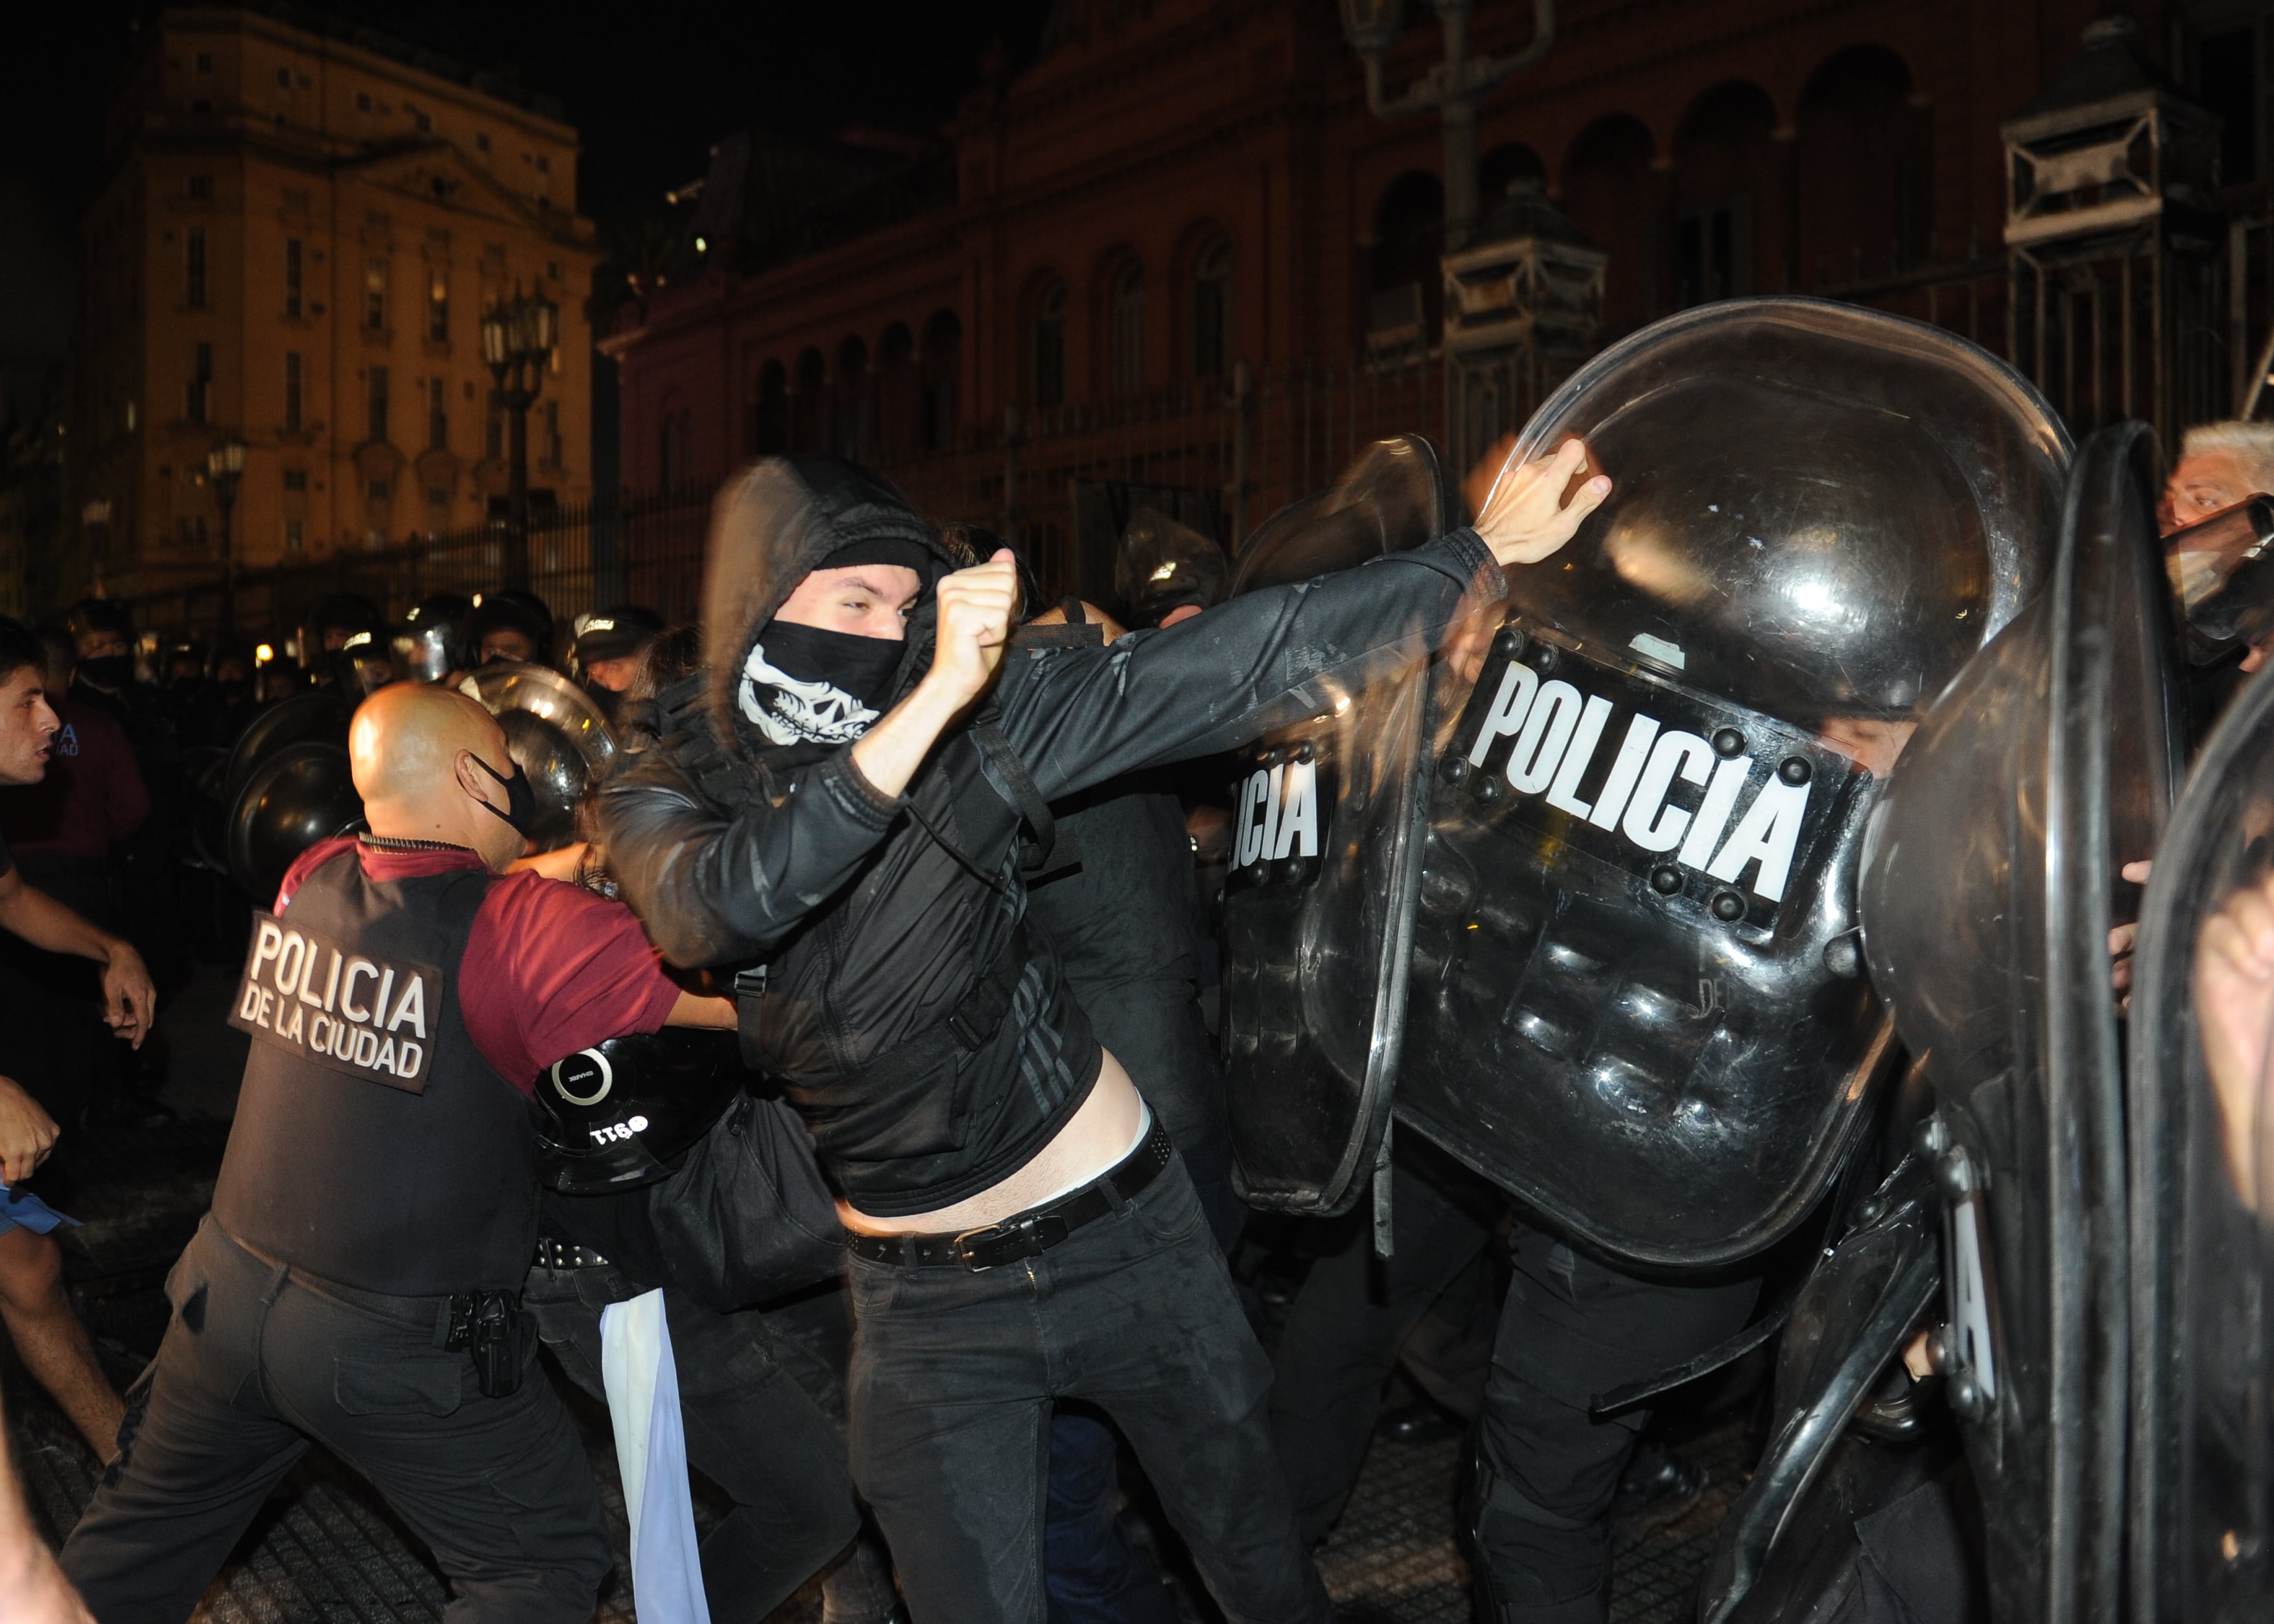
791, 348, 826, 452
1560, 116, 1658, 334
749, 359, 788, 456
921, 309, 962, 450
834, 335, 870, 461
1033, 281, 1067, 409
1670, 82, 1779, 307
1369, 172, 1446, 348
1190, 237, 1232, 380
1796, 47, 1929, 287
1108, 260, 1145, 397
876, 323, 918, 461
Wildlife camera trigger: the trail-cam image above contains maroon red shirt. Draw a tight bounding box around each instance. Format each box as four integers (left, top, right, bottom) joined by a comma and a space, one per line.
276, 836, 682, 1093
0, 697, 150, 859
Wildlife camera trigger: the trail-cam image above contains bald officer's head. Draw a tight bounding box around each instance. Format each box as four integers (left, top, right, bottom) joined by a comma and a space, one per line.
350, 683, 527, 871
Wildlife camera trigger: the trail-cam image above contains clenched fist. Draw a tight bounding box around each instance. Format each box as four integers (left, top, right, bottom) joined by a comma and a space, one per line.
1475, 437, 1612, 569
922, 549, 1023, 712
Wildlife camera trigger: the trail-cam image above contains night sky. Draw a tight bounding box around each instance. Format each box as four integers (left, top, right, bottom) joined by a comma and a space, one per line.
0, 0, 1053, 370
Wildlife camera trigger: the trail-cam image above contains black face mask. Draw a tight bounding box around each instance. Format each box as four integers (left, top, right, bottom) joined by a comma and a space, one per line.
79, 655, 132, 691
218, 679, 253, 704
581, 680, 624, 726
735, 620, 905, 748
473, 752, 538, 838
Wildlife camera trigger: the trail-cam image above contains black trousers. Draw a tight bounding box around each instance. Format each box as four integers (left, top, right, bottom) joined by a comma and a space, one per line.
1473, 1228, 1758, 1624
523, 1264, 899, 1624
1269, 1142, 1502, 1542
847, 1154, 1328, 1624
62, 1217, 609, 1624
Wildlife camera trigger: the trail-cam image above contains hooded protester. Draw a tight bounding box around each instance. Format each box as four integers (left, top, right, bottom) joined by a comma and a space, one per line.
598, 448, 1607, 1624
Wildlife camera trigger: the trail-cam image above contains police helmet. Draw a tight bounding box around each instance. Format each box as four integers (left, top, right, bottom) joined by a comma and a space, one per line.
531, 1027, 748, 1193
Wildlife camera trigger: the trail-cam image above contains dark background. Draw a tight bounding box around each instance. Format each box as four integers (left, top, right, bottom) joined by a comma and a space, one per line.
0, 0, 1054, 380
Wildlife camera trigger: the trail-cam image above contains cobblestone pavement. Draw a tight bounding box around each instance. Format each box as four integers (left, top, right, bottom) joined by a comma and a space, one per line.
7, 971, 1750, 1623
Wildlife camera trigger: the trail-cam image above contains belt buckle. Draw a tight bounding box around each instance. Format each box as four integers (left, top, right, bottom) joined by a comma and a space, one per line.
951, 1210, 1068, 1272
950, 1219, 1014, 1272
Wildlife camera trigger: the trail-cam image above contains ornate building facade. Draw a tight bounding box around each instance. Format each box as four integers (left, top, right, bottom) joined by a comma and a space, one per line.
66, 5, 601, 603
605, 0, 2273, 597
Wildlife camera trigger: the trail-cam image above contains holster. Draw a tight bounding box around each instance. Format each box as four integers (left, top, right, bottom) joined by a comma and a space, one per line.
445, 1289, 534, 1398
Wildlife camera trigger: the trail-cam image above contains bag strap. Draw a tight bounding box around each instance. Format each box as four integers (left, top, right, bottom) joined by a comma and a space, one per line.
972, 723, 1057, 874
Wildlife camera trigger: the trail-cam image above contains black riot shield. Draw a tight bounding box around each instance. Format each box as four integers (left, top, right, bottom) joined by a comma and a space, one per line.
1220, 434, 1456, 1214
2127, 629, 2274, 1621
1394, 297, 2069, 1270
1858, 421, 2181, 1624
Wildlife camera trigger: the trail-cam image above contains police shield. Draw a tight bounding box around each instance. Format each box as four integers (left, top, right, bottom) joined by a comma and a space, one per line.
1395, 297, 2069, 1270
2127, 625, 2274, 1621
1220, 434, 1455, 1214
460, 661, 617, 851
1858, 421, 2181, 1623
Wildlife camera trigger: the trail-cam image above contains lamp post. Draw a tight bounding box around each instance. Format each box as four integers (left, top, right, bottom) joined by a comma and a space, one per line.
81, 498, 111, 597
206, 437, 247, 632
1339, 0, 1558, 256
481, 291, 559, 589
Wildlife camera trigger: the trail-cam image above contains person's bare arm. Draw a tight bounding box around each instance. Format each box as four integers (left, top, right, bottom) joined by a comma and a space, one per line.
0, 868, 154, 1049
847, 551, 1020, 800
508, 842, 588, 881
664, 992, 739, 1030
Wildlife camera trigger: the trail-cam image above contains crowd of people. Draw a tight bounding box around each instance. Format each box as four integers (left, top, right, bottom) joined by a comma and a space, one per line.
0, 405, 2266, 1624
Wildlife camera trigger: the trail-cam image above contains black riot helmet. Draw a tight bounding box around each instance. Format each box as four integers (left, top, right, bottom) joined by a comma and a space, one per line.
1116, 507, 1228, 628
530, 1027, 748, 1192
467, 589, 556, 667
568, 604, 665, 684
393, 593, 474, 684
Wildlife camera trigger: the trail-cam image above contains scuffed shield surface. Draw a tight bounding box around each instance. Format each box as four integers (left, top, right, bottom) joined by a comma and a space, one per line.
1397, 297, 2069, 1270
461, 660, 617, 851
2128, 614, 2274, 1623
1860, 422, 2179, 1624
1221, 435, 1453, 1214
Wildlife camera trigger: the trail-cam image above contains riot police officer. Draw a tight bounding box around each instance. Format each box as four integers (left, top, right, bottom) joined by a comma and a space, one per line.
61, 682, 737, 1624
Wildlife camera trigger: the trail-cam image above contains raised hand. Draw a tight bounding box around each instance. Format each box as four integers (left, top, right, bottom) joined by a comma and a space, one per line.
924, 549, 1022, 712
1475, 437, 1612, 569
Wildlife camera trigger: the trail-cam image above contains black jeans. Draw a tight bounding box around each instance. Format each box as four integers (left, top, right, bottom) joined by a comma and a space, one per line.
847, 1154, 1327, 1624
62, 1217, 609, 1624
523, 1264, 899, 1624
1473, 1227, 1758, 1624
1270, 1142, 1502, 1542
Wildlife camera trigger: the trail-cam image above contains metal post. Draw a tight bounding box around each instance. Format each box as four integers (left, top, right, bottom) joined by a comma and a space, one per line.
216, 490, 237, 633
506, 388, 531, 588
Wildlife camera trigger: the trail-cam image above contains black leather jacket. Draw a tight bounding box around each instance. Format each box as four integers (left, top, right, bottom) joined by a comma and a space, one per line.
601, 500, 1501, 1214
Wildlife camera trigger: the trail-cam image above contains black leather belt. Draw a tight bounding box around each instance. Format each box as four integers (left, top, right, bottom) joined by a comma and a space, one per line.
532, 1237, 612, 1271
846, 1120, 1175, 1272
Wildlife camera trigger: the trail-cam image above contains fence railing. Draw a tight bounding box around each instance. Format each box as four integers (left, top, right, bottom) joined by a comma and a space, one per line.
127, 237, 2274, 647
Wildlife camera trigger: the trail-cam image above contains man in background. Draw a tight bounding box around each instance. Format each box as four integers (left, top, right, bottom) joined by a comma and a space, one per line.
0, 616, 156, 1465
0, 632, 149, 1129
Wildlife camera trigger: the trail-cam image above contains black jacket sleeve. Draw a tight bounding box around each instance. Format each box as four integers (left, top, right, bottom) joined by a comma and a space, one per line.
595, 740, 903, 968
994, 528, 1503, 800
598, 527, 1501, 966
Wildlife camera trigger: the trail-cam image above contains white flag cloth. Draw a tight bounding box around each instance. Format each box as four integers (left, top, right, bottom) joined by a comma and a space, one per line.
600, 1288, 712, 1624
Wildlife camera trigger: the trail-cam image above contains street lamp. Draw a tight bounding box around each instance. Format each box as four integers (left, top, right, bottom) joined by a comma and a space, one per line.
1339, 0, 1558, 255
81, 498, 111, 597
207, 436, 247, 632
481, 290, 559, 589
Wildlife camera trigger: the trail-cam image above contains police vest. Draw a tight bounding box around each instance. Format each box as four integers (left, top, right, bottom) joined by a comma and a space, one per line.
212, 846, 539, 1295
